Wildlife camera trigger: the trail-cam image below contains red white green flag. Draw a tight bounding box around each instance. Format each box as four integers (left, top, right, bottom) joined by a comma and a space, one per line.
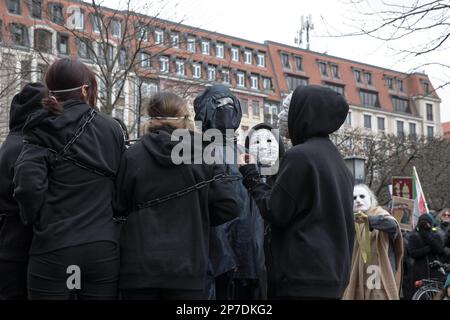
412, 167, 429, 227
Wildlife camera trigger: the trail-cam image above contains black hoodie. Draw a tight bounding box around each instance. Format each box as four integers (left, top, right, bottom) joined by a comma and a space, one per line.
13, 100, 125, 255
240, 85, 355, 299
115, 127, 239, 290
0, 83, 45, 262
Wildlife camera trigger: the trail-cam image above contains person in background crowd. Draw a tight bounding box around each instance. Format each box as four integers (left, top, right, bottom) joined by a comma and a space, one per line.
13, 58, 125, 300
407, 213, 445, 295
343, 184, 404, 300
194, 85, 267, 300
434, 274, 450, 300
0, 83, 45, 300
115, 92, 239, 300
239, 85, 355, 299
437, 208, 450, 262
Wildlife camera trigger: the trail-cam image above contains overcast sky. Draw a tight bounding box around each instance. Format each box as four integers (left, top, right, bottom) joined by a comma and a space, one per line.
102, 0, 450, 122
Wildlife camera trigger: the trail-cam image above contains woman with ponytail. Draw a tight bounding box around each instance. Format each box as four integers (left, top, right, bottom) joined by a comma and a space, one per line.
13, 58, 125, 300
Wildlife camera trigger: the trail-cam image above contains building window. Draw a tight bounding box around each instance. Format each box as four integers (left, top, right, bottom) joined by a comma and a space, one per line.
201, 41, 210, 55
426, 103, 433, 121
360, 90, 380, 108
215, 44, 224, 58
36, 63, 47, 82
57, 33, 69, 54
386, 77, 393, 89
7, 0, 21, 14
250, 75, 258, 90
319, 62, 327, 76
241, 99, 248, 115
208, 66, 216, 81
159, 56, 169, 73
257, 54, 265, 67
118, 48, 127, 66
263, 78, 271, 91
140, 52, 151, 68
77, 38, 91, 59
331, 64, 340, 79
68, 8, 84, 30
324, 83, 344, 95
111, 19, 121, 37
154, 29, 164, 45
20, 60, 32, 87
244, 50, 252, 64
192, 63, 201, 78
354, 69, 361, 83
286, 75, 308, 92
364, 115, 372, 130
49, 3, 64, 25
10, 23, 29, 47
392, 96, 411, 114
34, 29, 52, 53
377, 117, 385, 132
365, 72, 372, 85
423, 81, 430, 94
397, 121, 404, 137
98, 43, 114, 65
345, 112, 352, 126
397, 79, 404, 92
0, 20, 3, 43
281, 53, 290, 69
222, 69, 230, 84
170, 33, 179, 48
427, 126, 434, 138
176, 60, 185, 76
91, 14, 102, 33
252, 101, 260, 118
231, 47, 239, 61
295, 56, 303, 71
409, 123, 417, 137
187, 37, 195, 53
115, 79, 125, 97
237, 72, 245, 87
31, 0, 42, 19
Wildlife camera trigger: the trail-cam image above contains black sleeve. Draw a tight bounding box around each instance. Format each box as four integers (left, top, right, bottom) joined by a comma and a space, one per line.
407, 232, 431, 258
368, 215, 400, 240
239, 163, 299, 228
13, 143, 50, 225
424, 232, 445, 255
208, 164, 240, 226
114, 152, 133, 218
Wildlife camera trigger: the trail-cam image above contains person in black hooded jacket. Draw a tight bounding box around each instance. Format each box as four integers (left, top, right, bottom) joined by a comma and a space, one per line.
115, 91, 239, 300
239, 85, 355, 299
13, 58, 125, 300
0, 83, 45, 300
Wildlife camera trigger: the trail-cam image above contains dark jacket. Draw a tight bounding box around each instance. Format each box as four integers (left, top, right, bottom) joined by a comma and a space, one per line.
240, 85, 355, 299
115, 127, 239, 290
0, 83, 45, 262
194, 85, 267, 299
13, 100, 124, 255
408, 225, 445, 283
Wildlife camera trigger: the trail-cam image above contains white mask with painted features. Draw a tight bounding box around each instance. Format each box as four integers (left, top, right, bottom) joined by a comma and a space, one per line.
249, 129, 279, 167
353, 186, 372, 212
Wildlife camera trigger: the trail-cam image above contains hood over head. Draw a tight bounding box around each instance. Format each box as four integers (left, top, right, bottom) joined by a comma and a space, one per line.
194, 85, 242, 133
288, 85, 349, 145
9, 82, 46, 132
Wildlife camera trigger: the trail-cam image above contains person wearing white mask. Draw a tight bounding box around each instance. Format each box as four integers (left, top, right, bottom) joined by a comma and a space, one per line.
343, 184, 404, 300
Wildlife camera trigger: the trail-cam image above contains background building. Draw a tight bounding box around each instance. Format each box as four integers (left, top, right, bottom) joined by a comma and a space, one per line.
0, 0, 443, 143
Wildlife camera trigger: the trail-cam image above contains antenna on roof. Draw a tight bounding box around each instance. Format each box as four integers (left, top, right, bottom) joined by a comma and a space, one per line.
295, 15, 314, 50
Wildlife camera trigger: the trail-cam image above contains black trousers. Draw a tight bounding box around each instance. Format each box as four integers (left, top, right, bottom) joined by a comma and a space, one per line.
0, 259, 28, 300
121, 288, 207, 300
28, 241, 119, 300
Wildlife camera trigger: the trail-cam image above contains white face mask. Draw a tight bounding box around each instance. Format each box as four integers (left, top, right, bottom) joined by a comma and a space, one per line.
353, 186, 372, 212
249, 129, 279, 167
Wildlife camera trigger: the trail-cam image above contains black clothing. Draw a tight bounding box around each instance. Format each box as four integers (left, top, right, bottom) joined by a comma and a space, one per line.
239, 85, 355, 299
115, 128, 239, 292
28, 241, 119, 300
13, 100, 125, 254
0, 83, 45, 299
120, 288, 207, 300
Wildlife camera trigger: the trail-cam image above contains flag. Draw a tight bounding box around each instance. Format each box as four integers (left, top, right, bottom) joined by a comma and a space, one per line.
412, 167, 429, 228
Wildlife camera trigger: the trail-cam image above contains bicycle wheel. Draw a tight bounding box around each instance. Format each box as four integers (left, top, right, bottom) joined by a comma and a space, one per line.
412, 286, 441, 300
